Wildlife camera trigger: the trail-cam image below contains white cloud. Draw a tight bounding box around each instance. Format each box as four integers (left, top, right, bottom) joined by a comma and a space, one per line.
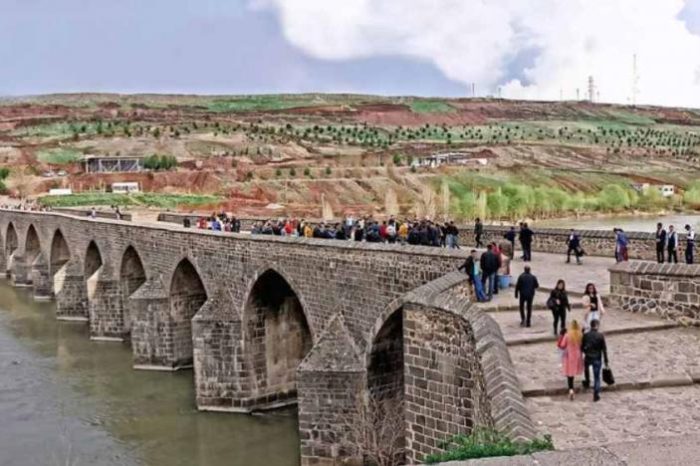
254, 0, 700, 107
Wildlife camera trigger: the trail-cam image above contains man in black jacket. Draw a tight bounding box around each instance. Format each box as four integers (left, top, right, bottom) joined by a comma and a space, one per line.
519, 223, 534, 262
566, 229, 582, 265
480, 244, 500, 301
474, 218, 484, 248
515, 266, 539, 327
655, 223, 667, 263
582, 319, 609, 402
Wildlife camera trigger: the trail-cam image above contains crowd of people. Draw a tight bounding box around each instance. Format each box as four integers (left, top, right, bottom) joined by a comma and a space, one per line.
188, 212, 466, 248
655, 222, 696, 264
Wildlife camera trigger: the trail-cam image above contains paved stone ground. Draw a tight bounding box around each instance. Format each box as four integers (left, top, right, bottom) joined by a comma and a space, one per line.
471, 252, 700, 464
487, 308, 675, 346
434, 432, 700, 465
527, 385, 700, 449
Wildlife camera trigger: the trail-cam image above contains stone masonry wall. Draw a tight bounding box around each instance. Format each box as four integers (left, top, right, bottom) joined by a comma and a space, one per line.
1, 209, 535, 466
403, 304, 492, 463
610, 261, 700, 325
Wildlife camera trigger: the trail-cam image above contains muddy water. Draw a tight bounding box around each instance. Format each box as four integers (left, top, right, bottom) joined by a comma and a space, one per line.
0, 280, 299, 466
539, 214, 700, 232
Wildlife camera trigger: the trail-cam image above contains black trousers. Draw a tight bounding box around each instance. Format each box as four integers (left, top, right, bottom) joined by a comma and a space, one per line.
567, 376, 574, 390
552, 306, 566, 332
475, 234, 483, 248
567, 246, 581, 263
687, 244, 695, 264
656, 244, 665, 263
519, 296, 533, 325
668, 247, 678, 263
522, 244, 532, 261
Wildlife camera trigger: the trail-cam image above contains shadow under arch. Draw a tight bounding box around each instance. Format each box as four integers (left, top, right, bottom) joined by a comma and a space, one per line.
169, 257, 207, 367
243, 268, 312, 407
119, 244, 147, 336
49, 229, 70, 294
4, 222, 18, 276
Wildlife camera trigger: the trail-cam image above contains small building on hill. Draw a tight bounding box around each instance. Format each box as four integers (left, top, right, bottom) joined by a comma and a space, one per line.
83, 155, 144, 173
631, 183, 676, 198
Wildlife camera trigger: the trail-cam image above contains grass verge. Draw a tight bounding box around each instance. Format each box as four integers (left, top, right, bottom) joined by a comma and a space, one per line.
425, 429, 554, 464
38, 192, 221, 209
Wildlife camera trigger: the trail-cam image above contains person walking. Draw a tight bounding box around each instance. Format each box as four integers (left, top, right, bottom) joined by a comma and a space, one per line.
685, 224, 696, 264
515, 265, 539, 327
558, 320, 584, 400
614, 228, 629, 262
458, 250, 487, 302
548, 279, 571, 335
582, 319, 609, 402
655, 222, 667, 263
667, 225, 678, 263
480, 244, 500, 301
519, 223, 534, 262
566, 229, 582, 265
582, 283, 605, 329
474, 218, 484, 248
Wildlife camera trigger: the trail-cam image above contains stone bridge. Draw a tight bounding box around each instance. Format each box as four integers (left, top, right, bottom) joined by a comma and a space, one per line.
0, 210, 533, 465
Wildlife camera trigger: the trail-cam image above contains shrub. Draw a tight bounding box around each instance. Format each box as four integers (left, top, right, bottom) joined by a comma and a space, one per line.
289, 167, 296, 177
325, 166, 332, 176
143, 154, 177, 171
0, 167, 9, 180
303, 167, 311, 177
424, 429, 554, 464
275, 168, 282, 177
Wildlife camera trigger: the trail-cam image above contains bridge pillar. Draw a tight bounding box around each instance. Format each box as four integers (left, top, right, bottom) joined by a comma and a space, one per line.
88, 279, 124, 341
297, 314, 366, 466
129, 278, 189, 370
10, 253, 32, 286
192, 292, 247, 411
55, 261, 88, 321
31, 254, 52, 301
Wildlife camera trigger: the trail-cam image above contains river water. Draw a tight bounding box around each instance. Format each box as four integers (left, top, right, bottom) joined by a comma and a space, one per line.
0, 280, 299, 466
539, 214, 700, 232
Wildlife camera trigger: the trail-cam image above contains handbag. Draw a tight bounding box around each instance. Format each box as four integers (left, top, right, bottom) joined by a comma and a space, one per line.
602, 366, 615, 385
546, 296, 557, 311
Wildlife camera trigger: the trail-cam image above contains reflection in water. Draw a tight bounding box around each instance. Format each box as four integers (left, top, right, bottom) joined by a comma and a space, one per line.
0, 280, 299, 466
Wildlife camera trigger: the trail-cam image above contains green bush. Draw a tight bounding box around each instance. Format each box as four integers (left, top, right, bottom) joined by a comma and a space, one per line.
289, 167, 296, 177
424, 429, 554, 464
0, 167, 9, 180
303, 167, 311, 177
143, 154, 177, 171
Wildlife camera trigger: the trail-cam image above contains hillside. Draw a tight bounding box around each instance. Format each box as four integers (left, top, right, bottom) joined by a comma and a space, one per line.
1, 94, 699, 219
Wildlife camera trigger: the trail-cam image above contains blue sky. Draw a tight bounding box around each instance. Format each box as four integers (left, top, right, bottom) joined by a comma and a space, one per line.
2, 0, 700, 102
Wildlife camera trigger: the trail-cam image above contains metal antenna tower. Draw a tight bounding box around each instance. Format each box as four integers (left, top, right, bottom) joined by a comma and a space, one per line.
588, 76, 596, 102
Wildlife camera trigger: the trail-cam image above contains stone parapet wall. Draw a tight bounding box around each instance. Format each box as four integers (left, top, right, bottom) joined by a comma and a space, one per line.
52, 208, 133, 221
610, 261, 700, 325
156, 212, 680, 260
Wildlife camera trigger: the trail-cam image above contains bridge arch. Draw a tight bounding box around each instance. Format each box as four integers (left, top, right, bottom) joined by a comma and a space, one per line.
168, 257, 207, 366
49, 229, 70, 294
25, 224, 41, 263
119, 245, 147, 335
84, 240, 103, 304
243, 268, 312, 403
4, 222, 18, 276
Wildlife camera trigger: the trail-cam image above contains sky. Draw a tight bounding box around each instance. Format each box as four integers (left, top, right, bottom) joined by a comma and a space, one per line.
2, 0, 700, 107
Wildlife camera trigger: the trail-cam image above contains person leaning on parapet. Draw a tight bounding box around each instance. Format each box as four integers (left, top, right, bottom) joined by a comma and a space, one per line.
515, 265, 539, 327
582, 319, 609, 402
504, 226, 516, 258
566, 229, 583, 265
474, 218, 484, 248
459, 250, 487, 302
655, 222, 667, 263
685, 224, 696, 264
667, 225, 679, 263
